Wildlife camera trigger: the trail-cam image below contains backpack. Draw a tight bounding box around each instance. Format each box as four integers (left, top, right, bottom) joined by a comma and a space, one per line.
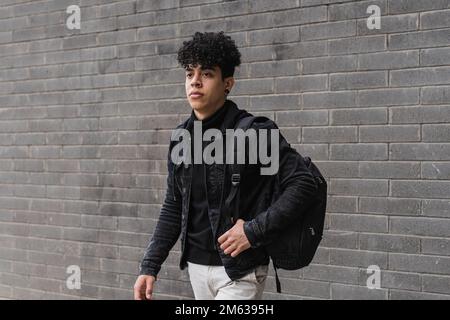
223, 115, 328, 293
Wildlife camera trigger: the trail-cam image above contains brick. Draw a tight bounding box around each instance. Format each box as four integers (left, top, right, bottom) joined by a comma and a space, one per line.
293, 144, 329, 160
82, 269, 120, 288
0, 31, 12, 44
98, 230, 149, 247
275, 75, 327, 93
301, 21, 356, 41
330, 248, 388, 268
303, 264, 359, 284
232, 79, 273, 96
359, 125, 420, 142
249, 95, 300, 111
389, 29, 450, 50
390, 217, 450, 237
276, 110, 328, 126
327, 196, 357, 213
330, 213, 388, 232
302, 0, 353, 6
330, 178, 388, 196
390, 143, 450, 160
391, 67, 450, 86
302, 126, 357, 143
421, 9, 450, 29
388, 0, 450, 14
249, 60, 300, 79
390, 289, 450, 300
331, 283, 388, 300
249, 0, 298, 13
391, 180, 450, 199
421, 47, 450, 66
357, 13, 418, 35
248, 27, 300, 46
273, 6, 328, 27
359, 233, 420, 253
81, 215, 117, 230
302, 55, 357, 74
329, 35, 386, 55
422, 199, 450, 218
316, 161, 360, 179
118, 217, 156, 233
389, 253, 450, 275
422, 124, 450, 142
421, 86, 450, 104
98, 30, 137, 46
359, 161, 420, 179
225, 12, 273, 32
273, 40, 328, 60
358, 88, 419, 106
156, 7, 201, 24
358, 50, 419, 70
331, 108, 387, 125
390, 105, 450, 124
321, 230, 358, 249
303, 91, 357, 109
136, 0, 179, 12
422, 238, 450, 256
330, 71, 387, 90
265, 277, 330, 299
179, 19, 227, 38
30, 198, 65, 214
330, 144, 388, 161
96, 1, 137, 18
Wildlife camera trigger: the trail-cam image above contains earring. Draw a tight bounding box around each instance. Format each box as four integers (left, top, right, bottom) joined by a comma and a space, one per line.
225, 89, 230, 95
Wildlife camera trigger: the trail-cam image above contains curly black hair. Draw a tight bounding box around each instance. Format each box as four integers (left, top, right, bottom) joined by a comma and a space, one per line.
177, 31, 241, 80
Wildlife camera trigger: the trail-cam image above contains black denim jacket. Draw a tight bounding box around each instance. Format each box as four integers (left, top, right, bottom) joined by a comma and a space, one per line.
139, 100, 318, 281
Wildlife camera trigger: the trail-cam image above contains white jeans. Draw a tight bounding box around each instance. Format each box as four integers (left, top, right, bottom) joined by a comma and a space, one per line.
187, 261, 268, 300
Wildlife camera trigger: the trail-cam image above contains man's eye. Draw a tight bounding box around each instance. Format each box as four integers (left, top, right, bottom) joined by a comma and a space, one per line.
203, 72, 210, 77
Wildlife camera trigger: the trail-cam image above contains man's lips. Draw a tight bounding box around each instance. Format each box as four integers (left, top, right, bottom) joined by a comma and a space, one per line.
190, 93, 204, 98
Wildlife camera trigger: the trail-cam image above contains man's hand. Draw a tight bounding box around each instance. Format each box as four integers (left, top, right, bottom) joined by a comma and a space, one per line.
133, 275, 156, 300
217, 219, 251, 257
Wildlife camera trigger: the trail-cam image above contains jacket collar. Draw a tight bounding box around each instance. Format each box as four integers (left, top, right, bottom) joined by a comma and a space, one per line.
183, 99, 251, 134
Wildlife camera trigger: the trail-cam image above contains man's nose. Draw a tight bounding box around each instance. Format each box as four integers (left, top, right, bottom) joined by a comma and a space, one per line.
191, 74, 202, 87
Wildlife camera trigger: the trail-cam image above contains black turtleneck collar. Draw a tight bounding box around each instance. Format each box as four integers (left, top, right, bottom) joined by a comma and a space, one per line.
190, 100, 229, 131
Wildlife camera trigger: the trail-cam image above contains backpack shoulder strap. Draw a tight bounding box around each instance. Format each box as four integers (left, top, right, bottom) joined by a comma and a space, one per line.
223, 115, 257, 223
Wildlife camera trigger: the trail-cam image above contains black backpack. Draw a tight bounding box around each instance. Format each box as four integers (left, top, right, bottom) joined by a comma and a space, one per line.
223, 115, 328, 293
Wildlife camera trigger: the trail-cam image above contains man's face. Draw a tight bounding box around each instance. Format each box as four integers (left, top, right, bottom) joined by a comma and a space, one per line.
185, 64, 229, 115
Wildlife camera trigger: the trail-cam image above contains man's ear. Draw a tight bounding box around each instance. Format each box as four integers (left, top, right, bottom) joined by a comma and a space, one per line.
224, 77, 235, 92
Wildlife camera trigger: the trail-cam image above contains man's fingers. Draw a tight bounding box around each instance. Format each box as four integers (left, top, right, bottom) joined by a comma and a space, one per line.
133, 276, 155, 300
224, 243, 237, 255
220, 237, 235, 250
217, 231, 228, 244
134, 287, 142, 300
145, 277, 154, 300
133, 280, 145, 300
231, 248, 241, 257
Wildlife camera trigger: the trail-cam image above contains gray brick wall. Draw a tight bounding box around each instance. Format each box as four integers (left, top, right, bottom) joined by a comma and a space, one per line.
0, 0, 449, 300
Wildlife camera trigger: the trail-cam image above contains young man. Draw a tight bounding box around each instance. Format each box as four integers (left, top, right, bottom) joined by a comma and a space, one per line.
134, 31, 318, 300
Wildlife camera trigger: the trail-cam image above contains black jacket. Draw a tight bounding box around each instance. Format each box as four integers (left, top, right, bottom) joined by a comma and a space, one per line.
139, 100, 318, 281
